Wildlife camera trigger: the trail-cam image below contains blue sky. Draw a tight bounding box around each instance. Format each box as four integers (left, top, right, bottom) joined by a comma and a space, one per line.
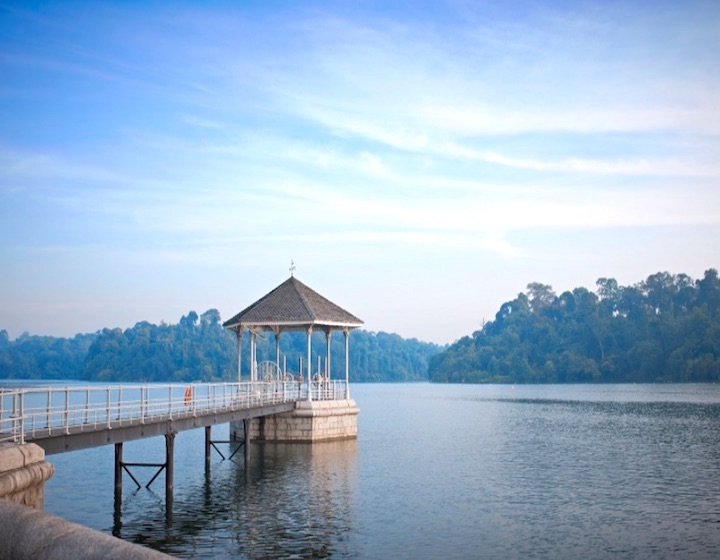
1, 0, 719, 344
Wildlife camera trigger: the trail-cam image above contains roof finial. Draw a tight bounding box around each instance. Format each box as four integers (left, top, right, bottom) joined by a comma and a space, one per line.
289, 259, 296, 277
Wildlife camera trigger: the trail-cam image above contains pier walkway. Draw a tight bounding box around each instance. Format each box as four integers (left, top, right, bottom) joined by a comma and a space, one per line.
0, 380, 347, 454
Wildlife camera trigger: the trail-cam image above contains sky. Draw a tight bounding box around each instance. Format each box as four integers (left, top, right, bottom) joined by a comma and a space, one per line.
1, 0, 719, 345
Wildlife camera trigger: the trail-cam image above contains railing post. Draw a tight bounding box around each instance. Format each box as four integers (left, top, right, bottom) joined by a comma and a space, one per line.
11, 393, 17, 442
47, 390, 52, 432
13, 392, 25, 444
20, 392, 25, 444
85, 388, 90, 424
169, 385, 173, 418
64, 387, 70, 434
117, 386, 122, 421
107, 387, 111, 428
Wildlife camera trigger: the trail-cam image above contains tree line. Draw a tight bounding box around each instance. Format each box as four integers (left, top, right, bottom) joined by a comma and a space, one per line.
4, 268, 718, 385
429, 269, 720, 384
0, 309, 442, 383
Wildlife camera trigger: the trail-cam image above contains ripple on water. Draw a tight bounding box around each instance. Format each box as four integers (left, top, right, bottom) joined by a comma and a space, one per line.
43, 384, 720, 559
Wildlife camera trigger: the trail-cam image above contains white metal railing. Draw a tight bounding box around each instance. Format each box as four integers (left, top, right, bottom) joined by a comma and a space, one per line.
0, 380, 348, 445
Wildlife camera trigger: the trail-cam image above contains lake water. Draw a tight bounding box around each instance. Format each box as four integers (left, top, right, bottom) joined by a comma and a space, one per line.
42, 383, 720, 559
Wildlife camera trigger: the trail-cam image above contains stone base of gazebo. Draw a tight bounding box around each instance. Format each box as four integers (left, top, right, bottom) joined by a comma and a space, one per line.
231, 400, 359, 443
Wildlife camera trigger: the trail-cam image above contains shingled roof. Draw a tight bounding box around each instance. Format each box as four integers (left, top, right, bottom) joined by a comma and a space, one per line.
223, 276, 363, 331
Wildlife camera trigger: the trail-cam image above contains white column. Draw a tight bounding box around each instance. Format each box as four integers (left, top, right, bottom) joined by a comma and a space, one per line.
250, 332, 257, 382
306, 327, 313, 401
344, 329, 350, 399
326, 330, 331, 380
236, 329, 243, 382
275, 330, 281, 370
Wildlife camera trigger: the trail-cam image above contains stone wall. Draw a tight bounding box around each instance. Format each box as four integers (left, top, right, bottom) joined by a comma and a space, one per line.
0, 498, 173, 560
232, 400, 359, 443
0, 442, 55, 509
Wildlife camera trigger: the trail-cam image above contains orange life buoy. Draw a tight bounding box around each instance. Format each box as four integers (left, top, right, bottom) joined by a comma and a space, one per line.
184, 386, 193, 406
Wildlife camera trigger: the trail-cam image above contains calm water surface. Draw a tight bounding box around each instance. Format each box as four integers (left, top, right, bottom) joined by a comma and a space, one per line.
43, 383, 720, 559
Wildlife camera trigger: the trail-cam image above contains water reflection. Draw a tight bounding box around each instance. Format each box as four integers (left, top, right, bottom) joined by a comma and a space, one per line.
112, 439, 358, 559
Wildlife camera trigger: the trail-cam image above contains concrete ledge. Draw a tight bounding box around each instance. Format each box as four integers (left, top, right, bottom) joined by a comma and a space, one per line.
0, 499, 174, 560
0, 443, 54, 508
293, 400, 360, 418
0, 461, 54, 499
0, 442, 45, 471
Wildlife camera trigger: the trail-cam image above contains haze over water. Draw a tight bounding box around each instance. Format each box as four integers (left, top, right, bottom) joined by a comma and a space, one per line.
44, 383, 720, 559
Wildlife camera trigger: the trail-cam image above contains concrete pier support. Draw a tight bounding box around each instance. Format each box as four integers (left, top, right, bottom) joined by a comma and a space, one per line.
165, 433, 174, 526
205, 426, 212, 469
0, 443, 54, 510
244, 419, 251, 461
114, 442, 123, 497
112, 433, 175, 527
231, 400, 359, 443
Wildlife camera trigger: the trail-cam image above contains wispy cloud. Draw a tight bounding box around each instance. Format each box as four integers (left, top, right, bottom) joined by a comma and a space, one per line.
2, 1, 719, 342
436, 143, 720, 177
247, 9, 720, 136
181, 115, 227, 129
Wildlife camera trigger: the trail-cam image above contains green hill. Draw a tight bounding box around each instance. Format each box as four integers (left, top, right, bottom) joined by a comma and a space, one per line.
429, 269, 720, 384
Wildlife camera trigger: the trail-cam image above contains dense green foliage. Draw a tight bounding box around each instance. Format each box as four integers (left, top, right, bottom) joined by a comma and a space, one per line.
429, 269, 720, 384
82, 309, 231, 382
0, 330, 96, 380
6, 268, 717, 385
0, 310, 441, 383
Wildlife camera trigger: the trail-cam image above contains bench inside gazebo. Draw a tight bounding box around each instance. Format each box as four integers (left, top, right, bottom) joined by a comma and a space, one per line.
223, 275, 363, 442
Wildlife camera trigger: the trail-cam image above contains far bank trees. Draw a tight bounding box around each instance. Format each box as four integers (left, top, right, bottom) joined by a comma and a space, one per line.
0, 313, 442, 383
429, 269, 720, 384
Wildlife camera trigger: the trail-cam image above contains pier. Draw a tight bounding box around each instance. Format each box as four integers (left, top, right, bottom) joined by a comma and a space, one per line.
0, 273, 363, 558
1, 273, 362, 499
0, 379, 354, 508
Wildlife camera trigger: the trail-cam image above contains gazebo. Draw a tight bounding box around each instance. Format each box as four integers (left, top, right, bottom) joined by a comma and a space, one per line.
222, 275, 364, 400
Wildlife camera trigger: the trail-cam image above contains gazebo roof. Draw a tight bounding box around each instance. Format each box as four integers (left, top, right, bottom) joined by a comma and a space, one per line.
223, 276, 364, 332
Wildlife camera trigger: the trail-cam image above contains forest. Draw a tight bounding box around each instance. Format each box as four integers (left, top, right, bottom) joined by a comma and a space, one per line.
3, 269, 719, 385
0, 308, 441, 383
429, 269, 720, 384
